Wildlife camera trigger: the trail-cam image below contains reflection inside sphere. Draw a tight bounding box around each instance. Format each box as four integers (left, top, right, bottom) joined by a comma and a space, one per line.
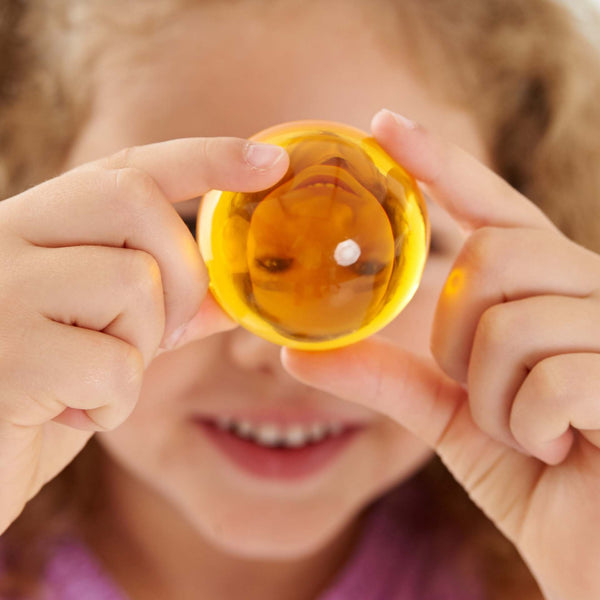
199, 122, 429, 350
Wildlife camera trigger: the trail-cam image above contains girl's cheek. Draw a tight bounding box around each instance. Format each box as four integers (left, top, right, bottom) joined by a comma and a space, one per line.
377, 252, 457, 354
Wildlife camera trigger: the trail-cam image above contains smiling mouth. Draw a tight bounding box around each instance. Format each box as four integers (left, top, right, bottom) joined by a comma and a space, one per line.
194, 418, 367, 479
290, 165, 368, 197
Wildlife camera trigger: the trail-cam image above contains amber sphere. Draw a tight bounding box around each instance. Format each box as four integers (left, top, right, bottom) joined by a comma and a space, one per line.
198, 121, 429, 350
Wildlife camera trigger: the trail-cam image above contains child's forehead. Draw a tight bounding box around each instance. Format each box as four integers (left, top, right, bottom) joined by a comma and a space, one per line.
65, 2, 491, 171
88, 0, 416, 89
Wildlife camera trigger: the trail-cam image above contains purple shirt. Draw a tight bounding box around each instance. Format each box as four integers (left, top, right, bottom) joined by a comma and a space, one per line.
2, 483, 484, 599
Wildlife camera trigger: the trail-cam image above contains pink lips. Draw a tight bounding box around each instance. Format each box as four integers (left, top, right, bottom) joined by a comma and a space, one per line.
289, 164, 366, 197
195, 417, 367, 480
195, 407, 371, 428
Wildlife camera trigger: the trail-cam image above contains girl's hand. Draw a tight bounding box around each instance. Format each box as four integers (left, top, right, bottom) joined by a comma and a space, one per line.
0, 137, 289, 534
283, 110, 600, 600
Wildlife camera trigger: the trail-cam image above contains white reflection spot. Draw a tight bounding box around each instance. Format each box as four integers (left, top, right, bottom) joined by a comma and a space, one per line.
334, 239, 361, 266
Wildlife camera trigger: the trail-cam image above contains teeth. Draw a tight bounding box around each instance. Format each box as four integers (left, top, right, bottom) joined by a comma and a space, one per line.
284, 425, 311, 447
309, 422, 328, 442
254, 423, 283, 447
213, 418, 346, 447
233, 419, 254, 439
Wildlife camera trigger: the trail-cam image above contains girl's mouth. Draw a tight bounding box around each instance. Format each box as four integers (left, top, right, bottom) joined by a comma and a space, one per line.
194, 416, 366, 480
288, 164, 369, 197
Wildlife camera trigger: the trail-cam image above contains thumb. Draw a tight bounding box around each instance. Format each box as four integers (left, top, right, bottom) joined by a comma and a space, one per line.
282, 336, 465, 448
282, 337, 541, 539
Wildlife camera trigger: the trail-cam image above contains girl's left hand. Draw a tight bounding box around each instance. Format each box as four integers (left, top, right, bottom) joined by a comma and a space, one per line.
282, 109, 600, 600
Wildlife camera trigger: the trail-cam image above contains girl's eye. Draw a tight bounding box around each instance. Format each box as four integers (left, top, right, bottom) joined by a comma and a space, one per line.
255, 257, 294, 273
351, 261, 387, 276
428, 234, 440, 254
428, 231, 455, 256
181, 215, 197, 238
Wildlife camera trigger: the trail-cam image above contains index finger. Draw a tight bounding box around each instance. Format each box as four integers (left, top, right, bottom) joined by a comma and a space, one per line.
85, 136, 290, 203
370, 109, 555, 231
5, 137, 288, 346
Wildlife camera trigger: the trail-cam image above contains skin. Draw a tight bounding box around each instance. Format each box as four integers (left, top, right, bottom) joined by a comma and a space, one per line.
0, 4, 473, 597
285, 112, 600, 600
2, 2, 598, 599
65, 6, 475, 599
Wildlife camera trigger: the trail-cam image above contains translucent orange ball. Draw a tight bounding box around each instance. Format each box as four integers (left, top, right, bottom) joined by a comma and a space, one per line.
198, 121, 429, 350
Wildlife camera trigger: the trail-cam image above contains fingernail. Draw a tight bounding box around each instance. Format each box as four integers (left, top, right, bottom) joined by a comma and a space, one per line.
244, 142, 286, 170
162, 322, 188, 350
376, 108, 418, 130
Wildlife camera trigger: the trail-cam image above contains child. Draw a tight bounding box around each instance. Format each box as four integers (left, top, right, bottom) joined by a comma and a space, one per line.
1, 1, 600, 598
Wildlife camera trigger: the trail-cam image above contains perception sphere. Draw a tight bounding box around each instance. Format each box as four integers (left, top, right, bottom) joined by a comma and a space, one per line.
198, 121, 429, 350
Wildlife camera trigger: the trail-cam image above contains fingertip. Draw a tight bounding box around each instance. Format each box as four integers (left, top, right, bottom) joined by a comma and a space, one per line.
218, 140, 289, 193
280, 346, 292, 367
281, 344, 356, 390
533, 429, 574, 465
52, 408, 105, 432
280, 346, 316, 382
370, 109, 438, 189
160, 254, 209, 351
188, 290, 238, 336
161, 321, 189, 350
280, 346, 295, 375
162, 291, 238, 351
244, 142, 288, 171
371, 108, 419, 135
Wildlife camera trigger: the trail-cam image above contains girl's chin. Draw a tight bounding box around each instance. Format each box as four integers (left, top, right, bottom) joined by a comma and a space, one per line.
165, 479, 366, 560
188, 507, 363, 561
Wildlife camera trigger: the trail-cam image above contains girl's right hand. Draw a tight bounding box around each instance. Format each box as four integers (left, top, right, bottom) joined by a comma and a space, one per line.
0, 137, 289, 534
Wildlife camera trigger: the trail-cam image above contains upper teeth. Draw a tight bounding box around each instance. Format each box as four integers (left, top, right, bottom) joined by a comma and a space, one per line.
311, 182, 336, 188
214, 417, 345, 447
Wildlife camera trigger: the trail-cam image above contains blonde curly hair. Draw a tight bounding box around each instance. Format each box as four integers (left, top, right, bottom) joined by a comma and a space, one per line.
1, 1, 600, 598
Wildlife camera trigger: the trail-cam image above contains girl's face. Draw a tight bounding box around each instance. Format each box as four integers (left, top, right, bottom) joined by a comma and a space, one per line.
65, 2, 489, 559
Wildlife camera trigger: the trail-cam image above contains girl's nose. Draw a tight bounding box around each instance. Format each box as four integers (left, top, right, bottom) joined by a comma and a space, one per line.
227, 328, 282, 376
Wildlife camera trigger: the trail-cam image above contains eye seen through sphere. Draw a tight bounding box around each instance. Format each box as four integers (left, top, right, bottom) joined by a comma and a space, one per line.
198, 121, 429, 350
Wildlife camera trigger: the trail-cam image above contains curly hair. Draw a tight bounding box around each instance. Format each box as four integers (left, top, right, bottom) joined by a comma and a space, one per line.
1, 1, 600, 598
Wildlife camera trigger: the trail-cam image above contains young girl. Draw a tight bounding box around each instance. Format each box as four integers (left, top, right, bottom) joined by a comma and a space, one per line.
1, 1, 600, 598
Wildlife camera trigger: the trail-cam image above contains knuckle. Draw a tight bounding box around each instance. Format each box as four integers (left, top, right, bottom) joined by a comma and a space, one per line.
126, 248, 162, 282
196, 137, 221, 179
475, 304, 516, 352
196, 136, 243, 171
104, 342, 144, 404
0, 320, 31, 384
86, 344, 143, 430
467, 388, 495, 435
198, 136, 215, 161
123, 250, 164, 305
509, 397, 531, 445
460, 227, 503, 279
525, 357, 565, 404
0, 365, 19, 421
104, 166, 160, 221
106, 145, 140, 170
198, 135, 240, 159
0, 244, 33, 300
113, 167, 159, 209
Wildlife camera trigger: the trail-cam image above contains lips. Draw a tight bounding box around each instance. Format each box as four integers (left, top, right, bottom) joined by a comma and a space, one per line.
290, 164, 369, 197
195, 418, 366, 479
193, 408, 371, 429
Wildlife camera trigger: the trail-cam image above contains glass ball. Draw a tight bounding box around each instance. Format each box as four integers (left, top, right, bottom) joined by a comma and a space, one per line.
198, 121, 429, 350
